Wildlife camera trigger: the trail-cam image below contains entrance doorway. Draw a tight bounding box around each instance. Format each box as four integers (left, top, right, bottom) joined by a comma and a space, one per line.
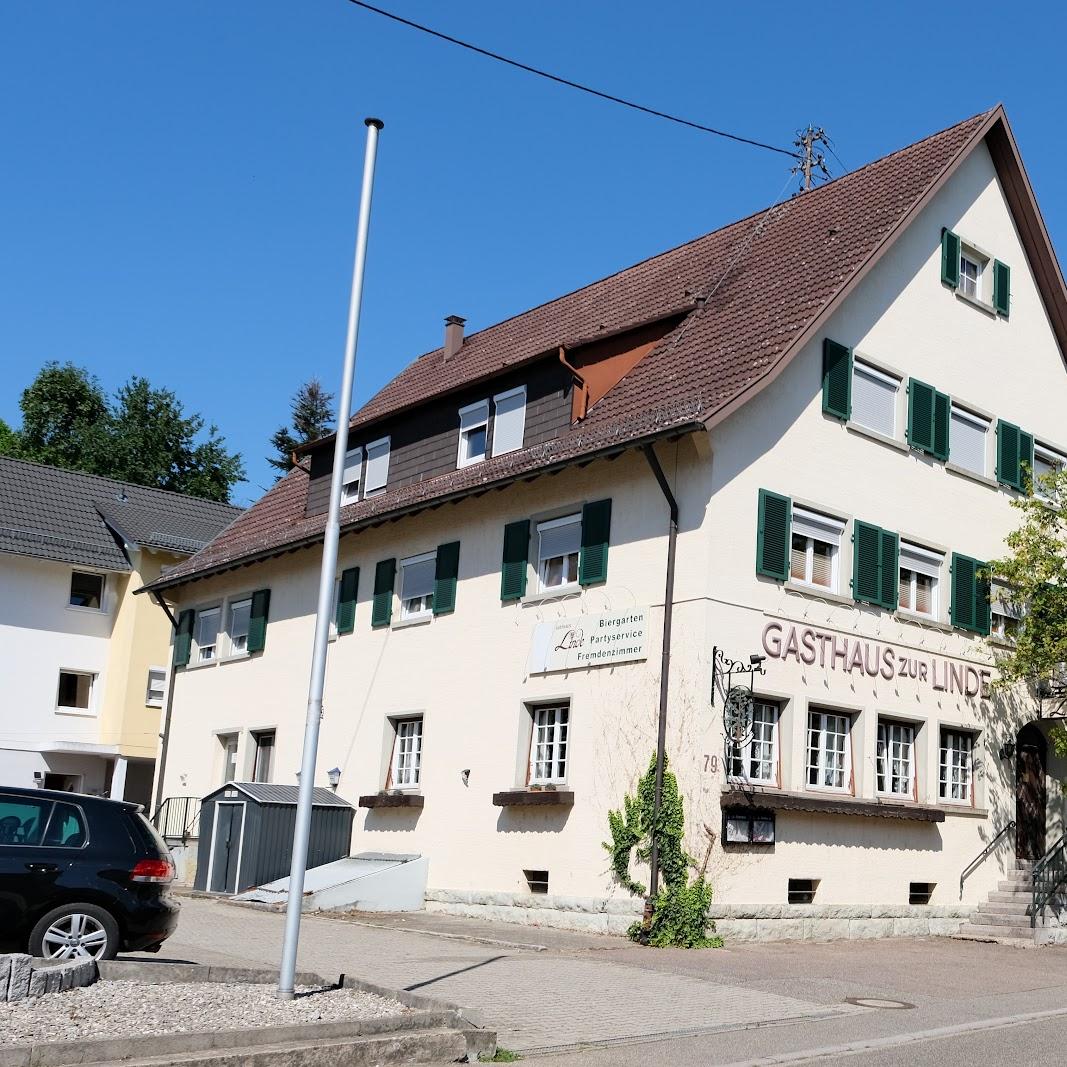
1016, 722, 1048, 862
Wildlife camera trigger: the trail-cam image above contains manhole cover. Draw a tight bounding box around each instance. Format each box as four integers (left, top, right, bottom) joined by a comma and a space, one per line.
845, 997, 915, 1010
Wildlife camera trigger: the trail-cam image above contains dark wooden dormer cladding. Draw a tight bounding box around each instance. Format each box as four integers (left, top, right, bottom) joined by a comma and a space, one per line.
562, 313, 687, 421
304, 357, 573, 517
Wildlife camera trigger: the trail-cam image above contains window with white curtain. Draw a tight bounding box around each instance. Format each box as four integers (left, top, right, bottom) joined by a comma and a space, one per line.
898, 542, 943, 618
341, 446, 363, 503
950, 406, 989, 475
391, 718, 423, 788
399, 551, 436, 619
790, 507, 844, 592
851, 361, 899, 437
457, 400, 489, 468
364, 437, 391, 494
877, 720, 915, 797
806, 710, 851, 791
728, 701, 779, 783
537, 514, 581, 591
529, 704, 569, 784
492, 386, 527, 456
939, 730, 974, 803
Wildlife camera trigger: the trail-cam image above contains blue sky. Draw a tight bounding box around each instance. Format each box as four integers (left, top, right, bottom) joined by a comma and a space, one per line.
2, 1, 1064, 505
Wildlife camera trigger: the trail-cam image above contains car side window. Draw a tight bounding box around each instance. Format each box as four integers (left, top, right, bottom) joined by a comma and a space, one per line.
42, 803, 88, 848
0, 796, 52, 846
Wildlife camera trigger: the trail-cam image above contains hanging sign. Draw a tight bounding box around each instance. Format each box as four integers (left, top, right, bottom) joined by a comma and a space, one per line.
528, 609, 649, 675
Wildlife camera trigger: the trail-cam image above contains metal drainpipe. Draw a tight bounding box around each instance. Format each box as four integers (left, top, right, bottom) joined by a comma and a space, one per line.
641, 442, 679, 900
151, 591, 178, 815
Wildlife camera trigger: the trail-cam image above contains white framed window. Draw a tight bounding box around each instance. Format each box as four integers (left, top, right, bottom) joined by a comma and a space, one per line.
790, 507, 844, 592
529, 704, 569, 785
959, 250, 984, 300
806, 710, 852, 792
56, 670, 94, 712
69, 571, 106, 610
991, 610, 1020, 641
939, 729, 974, 803
1034, 443, 1065, 499
728, 700, 779, 783
399, 551, 436, 620
876, 720, 915, 797
851, 361, 899, 437
145, 667, 167, 708
457, 400, 489, 468
194, 606, 222, 663
227, 598, 252, 656
492, 385, 527, 456
341, 446, 363, 503
536, 513, 581, 591
219, 733, 239, 786
898, 542, 942, 618
391, 718, 423, 788
950, 405, 989, 475
364, 437, 390, 495
251, 730, 275, 783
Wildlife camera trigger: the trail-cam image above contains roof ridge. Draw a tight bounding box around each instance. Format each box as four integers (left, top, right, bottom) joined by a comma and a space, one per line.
0, 454, 242, 512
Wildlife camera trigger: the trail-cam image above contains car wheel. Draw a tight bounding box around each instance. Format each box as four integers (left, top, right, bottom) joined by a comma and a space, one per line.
29, 904, 119, 961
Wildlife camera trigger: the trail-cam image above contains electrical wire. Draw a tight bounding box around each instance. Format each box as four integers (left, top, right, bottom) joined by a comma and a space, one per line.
343, 0, 802, 160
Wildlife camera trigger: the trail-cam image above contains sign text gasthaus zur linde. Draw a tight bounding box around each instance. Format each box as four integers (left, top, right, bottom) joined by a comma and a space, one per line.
528, 609, 649, 675
762, 621, 993, 699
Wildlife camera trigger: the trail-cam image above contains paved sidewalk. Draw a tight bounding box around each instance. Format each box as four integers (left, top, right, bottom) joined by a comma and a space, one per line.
135, 898, 1067, 1060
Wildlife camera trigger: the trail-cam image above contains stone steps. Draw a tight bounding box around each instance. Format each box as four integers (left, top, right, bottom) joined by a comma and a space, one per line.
986, 890, 1032, 904
956, 922, 1036, 945
970, 911, 1032, 926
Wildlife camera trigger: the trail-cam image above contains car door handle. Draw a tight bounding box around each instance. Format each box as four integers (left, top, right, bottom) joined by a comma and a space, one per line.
25, 863, 58, 874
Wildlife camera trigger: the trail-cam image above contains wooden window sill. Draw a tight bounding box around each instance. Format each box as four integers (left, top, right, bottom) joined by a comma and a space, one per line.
492, 789, 575, 808
358, 792, 424, 809
720, 787, 945, 823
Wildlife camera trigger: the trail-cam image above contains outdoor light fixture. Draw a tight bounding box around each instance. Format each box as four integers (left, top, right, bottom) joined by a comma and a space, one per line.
327, 767, 342, 789
750, 653, 767, 666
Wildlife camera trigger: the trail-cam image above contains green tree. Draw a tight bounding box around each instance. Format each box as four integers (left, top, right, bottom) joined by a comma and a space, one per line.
989, 466, 1067, 721
0, 418, 20, 457
604, 753, 722, 948
17, 362, 110, 473
268, 377, 334, 476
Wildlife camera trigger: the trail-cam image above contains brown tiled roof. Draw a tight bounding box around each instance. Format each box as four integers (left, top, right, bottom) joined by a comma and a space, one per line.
149, 107, 1054, 592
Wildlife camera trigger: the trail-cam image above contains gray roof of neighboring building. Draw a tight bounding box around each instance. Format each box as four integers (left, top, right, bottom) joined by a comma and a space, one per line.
0, 456, 242, 572
217, 783, 353, 807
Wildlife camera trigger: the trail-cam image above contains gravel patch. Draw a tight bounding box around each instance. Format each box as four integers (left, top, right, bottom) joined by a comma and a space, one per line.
0, 980, 408, 1045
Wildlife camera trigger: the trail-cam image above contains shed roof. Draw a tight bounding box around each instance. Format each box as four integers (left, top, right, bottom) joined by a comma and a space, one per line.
211, 782, 354, 807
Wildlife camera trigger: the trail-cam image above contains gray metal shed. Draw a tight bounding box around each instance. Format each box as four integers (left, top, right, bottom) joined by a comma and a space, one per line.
193, 782, 355, 895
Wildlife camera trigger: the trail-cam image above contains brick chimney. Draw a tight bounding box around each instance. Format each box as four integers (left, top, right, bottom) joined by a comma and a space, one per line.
444, 315, 466, 361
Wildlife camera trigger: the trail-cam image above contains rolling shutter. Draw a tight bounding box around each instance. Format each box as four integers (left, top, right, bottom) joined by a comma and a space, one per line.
996, 420, 1034, 491
950, 553, 990, 635
907, 378, 950, 459
852, 522, 899, 610
500, 520, 530, 602
336, 567, 360, 635
371, 558, 397, 628
173, 609, 195, 667
433, 541, 461, 615
579, 499, 612, 586
246, 589, 271, 654
993, 260, 1011, 317
822, 339, 853, 421
756, 490, 792, 582
941, 229, 961, 288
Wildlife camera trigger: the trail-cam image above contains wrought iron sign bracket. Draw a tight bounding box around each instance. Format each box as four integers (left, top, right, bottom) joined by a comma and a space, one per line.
711, 646, 766, 707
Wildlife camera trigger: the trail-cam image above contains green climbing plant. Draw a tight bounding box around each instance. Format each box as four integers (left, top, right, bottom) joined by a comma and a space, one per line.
603, 753, 723, 948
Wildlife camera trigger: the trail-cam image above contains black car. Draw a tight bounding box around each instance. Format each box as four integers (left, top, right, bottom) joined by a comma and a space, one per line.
0, 786, 179, 960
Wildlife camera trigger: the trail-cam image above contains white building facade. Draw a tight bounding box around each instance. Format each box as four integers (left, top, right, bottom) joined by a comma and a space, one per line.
151, 108, 1067, 938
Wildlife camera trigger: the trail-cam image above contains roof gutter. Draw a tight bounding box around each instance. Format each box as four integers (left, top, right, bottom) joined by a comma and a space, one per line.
140, 421, 707, 595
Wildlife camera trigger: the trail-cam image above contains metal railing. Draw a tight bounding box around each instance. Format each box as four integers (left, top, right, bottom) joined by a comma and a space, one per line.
1032, 831, 1067, 928
959, 820, 1015, 899
151, 796, 202, 844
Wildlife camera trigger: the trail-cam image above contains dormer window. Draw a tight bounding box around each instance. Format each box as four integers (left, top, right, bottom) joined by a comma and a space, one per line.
492, 386, 527, 456
458, 400, 489, 468
341, 446, 363, 503
364, 437, 390, 495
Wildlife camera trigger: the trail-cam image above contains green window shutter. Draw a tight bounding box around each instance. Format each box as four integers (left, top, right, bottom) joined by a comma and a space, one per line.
996, 419, 1021, 489
500, 520, 530, 602
852, 521, 883, 606
756, 489, 792, 581
993, 259, 1011, 317
579, 499, 612, 586
433, 541, 461, 616
371, 558, 396, 628
336, 566, 360, 635
879, 528, 900, 611
1021, 431, 1035, 491
246, 589, 271, 654
907, 379, 950, 459
932, 389, 951, 462
173, 609, 195, 667
974, 562, 991, 636
951, 553, 978, 632
941, 229, 961, 287
822, 339, 853, 421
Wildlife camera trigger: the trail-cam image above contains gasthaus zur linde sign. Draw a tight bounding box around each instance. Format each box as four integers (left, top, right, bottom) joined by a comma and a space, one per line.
528, 609, 649, 675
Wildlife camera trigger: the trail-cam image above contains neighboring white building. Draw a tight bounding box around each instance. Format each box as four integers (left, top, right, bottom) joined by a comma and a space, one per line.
0, 458, 240, 806
148, 107, 1067, 938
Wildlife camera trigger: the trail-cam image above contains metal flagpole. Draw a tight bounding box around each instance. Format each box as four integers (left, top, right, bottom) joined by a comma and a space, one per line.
278, 117, 383, 999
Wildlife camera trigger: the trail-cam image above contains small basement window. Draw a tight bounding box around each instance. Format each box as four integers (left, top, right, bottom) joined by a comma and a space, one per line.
723, 809, 775, 845
787, 878, 818, 904
524, 869, 549, 894
909, 882, 935, 905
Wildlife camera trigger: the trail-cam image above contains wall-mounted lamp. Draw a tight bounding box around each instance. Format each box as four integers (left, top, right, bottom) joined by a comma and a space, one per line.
999, 741, 1016, 761
750, 654, 767, 667
327, 767, 342, 790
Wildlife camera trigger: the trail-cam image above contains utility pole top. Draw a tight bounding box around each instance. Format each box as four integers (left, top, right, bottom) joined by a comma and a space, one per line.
791, 125, 833, 194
